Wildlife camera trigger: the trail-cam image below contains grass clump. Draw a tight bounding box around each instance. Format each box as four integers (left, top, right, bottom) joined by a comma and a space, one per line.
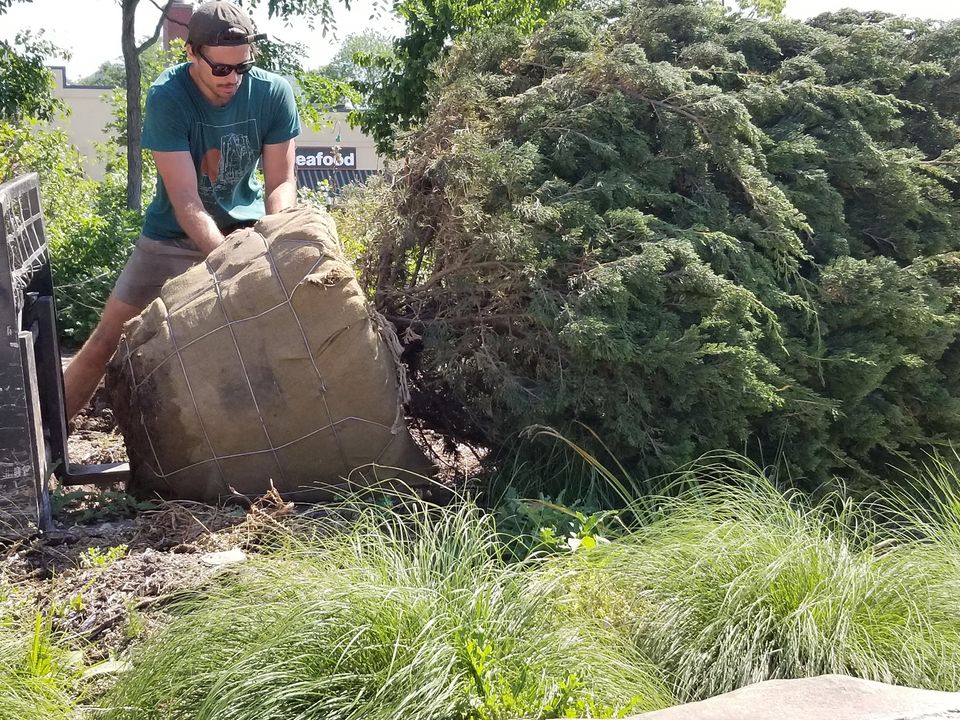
105, 453, 960, 715
0, 612, 81, 720
577, 458, 960, 701
105, 498, 671, 720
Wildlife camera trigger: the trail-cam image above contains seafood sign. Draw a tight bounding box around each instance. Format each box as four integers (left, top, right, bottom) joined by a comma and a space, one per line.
295, 147, 357, 168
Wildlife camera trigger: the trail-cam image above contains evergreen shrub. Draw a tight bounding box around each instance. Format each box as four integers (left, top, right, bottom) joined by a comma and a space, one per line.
349, 0, 960, 493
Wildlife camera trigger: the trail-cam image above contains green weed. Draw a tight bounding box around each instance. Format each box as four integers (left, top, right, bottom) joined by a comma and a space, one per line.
495, 486, 619, 558
79, 545, 129, 570
122, 601, 146, 643
53, 489, 157, 524
0, 612, 82, 720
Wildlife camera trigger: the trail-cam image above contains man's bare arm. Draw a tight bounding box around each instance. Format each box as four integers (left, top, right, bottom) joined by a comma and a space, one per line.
153, 150, 225, 256
262, 139, 297, 214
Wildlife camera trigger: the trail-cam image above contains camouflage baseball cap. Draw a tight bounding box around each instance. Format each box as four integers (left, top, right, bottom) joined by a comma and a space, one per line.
187, 1, 265, 47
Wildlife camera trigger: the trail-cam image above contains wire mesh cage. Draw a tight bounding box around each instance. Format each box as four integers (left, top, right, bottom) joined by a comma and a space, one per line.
2, 177, 50, 314
0, 173, 53, 535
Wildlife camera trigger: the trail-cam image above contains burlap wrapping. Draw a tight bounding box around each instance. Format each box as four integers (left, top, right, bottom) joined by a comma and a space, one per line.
106, 205, 432, 502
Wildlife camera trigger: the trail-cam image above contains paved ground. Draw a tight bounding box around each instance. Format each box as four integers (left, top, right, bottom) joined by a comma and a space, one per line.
627, 675, 960, 720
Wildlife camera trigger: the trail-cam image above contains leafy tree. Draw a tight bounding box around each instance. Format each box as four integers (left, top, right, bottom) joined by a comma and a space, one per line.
352, 0, 569, 154
119, 0, 176, 211
78, 60, 126, 87
318, 30, 395, 90
103, 41, 188, 206
350, 0, 960, 496
0, 99, 136, 343
255, 35, 311, 75
0, 0, 30, 13
290, 31, 389, 129
737, 0, 784, 17
294, 71, 362, 129
0, 1, 144, 344
0, 31, 64, 122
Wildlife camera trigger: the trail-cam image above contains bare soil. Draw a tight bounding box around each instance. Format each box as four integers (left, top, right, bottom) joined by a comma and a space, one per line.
0, 391, 478, 670
67, 391, 127, 466
2, 480, 275, 662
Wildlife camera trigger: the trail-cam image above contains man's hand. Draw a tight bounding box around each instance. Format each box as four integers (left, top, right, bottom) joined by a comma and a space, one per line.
153, 150, 226, 256
262, 139, 297, 214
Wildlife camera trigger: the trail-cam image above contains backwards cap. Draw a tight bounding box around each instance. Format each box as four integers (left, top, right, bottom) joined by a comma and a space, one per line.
187, 1, 265, 46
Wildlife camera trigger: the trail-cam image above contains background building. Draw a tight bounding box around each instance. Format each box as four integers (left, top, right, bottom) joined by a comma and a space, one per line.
49, 67, 114, 180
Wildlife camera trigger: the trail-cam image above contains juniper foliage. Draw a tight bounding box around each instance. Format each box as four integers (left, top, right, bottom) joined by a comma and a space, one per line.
351, 0, 960, 493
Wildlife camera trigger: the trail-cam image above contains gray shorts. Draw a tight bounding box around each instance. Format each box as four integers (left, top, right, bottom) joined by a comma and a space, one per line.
113, 235, 205, 309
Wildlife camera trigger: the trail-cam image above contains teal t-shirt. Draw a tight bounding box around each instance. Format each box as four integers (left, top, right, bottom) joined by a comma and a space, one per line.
141, 64, 300, 242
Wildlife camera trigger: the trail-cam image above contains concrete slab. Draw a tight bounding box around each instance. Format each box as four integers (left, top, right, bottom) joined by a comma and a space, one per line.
627, 675, 960, 720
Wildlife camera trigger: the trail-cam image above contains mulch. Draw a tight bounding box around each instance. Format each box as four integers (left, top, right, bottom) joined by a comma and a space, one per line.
0, 389, 477, 667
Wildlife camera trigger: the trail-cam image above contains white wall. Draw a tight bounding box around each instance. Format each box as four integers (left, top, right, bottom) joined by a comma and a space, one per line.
48, 67, 114, 180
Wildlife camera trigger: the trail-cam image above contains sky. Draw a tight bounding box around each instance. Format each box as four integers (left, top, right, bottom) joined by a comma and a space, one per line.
0, 0, 957, 83
0, 0, 404, 81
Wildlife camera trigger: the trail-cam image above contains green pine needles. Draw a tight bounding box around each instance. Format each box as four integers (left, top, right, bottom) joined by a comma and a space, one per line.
344, 0, 960, 495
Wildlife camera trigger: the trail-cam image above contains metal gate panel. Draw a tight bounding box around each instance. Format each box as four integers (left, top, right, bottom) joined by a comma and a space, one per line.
0, 173, 50, 535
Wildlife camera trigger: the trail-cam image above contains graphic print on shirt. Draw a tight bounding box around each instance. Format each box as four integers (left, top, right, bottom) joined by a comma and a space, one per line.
197, 119, 259, 203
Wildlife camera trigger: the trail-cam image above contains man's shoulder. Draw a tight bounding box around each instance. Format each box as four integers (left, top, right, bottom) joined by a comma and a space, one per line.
246, 67, 293, 92
149, 63, 190, 96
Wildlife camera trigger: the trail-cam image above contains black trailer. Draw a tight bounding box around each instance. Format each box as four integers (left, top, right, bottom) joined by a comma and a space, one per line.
0, 173, 128, 536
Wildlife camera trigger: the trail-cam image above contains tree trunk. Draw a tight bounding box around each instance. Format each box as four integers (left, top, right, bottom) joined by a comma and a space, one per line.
121, 0, 142, 211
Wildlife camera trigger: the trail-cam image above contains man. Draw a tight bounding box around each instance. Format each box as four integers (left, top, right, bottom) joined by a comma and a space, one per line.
64, 0, 300, 421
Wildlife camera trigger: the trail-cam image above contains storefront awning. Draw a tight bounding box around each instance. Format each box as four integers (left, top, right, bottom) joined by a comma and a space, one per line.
297, 168, 380, 193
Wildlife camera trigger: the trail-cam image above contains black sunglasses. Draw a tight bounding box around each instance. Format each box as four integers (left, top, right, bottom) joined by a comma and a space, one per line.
197, 49, 255, 77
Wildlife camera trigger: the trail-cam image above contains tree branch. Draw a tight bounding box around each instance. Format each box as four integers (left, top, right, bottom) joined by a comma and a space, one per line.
137, 0, 176, 54
607, 86, 715, 145
148, 0, 186, 24
386, 313, 534, 333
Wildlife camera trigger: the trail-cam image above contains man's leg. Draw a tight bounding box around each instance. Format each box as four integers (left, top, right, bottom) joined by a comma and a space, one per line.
62, 235, 205, 423
63, 294, 142, 422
